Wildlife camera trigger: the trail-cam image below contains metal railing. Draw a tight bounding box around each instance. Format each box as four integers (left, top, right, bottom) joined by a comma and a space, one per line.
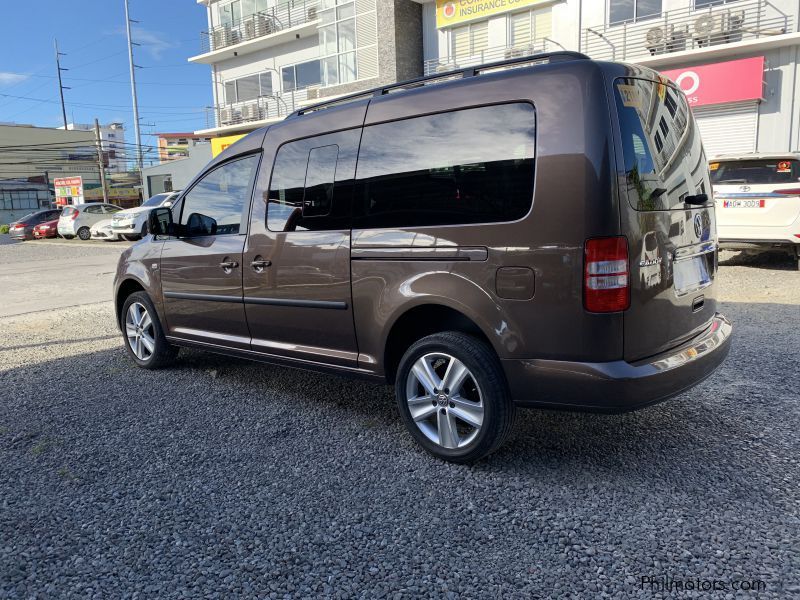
199, 0, 320, 54
205, 88, 310, 129
423, 41, 556, 76
583, 0, 792, 62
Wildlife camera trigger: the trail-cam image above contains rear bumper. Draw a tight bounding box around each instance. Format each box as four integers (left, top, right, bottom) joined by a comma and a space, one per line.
719, 238, 798, 252
504, 313, 732, 412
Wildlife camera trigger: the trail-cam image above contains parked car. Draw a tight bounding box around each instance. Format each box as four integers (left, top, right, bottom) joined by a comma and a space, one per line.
114, 53, 732, 463
710, 153, 800, 269
90, 219, 121, 242
111, 191, 180, 241
32, 217, 60, 239
9, 209, 62, 240
57, 203, 123, 240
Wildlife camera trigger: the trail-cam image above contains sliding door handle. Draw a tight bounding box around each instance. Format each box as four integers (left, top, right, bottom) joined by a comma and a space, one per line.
219, 260, 239, 273
250, 258, 271, 273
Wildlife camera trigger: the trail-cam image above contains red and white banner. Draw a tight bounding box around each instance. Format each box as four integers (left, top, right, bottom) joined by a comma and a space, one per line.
661, 56, 764, 108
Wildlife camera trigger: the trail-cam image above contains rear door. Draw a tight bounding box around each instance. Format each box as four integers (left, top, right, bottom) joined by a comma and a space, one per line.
159, 153, 260, 350
613, 77, 717, 361
241, 129, 361, 367
711, 158, 800, 230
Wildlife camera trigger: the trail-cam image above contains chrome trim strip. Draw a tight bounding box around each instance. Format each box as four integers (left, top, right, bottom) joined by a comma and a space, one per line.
715, 192, 794, 199
351, 246, 489, 261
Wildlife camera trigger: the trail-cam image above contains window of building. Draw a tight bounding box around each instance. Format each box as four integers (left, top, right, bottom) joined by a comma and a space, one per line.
664, 90, 678, 117
452, 21, 489, 59
223, 72, 273, 104
1, 190, 39, 210
319, 0, 357, 86
267, 143, 339, 231
658, 117, 669, 137
217, 0, 271, 26
353, 103, 536, 229
509, 7, 553, 48
281, 59, 322, 92
609, 0, 661, 24
180, 154, 260, 236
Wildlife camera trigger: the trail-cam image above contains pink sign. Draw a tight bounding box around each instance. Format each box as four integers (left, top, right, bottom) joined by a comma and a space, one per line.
661, 56, 764, 107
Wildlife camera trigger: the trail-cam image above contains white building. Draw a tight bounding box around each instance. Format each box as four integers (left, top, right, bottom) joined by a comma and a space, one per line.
65, 122, 127, 173
191, 0, 800, 158
419, 0, 800, 157
190, 0, 423, 137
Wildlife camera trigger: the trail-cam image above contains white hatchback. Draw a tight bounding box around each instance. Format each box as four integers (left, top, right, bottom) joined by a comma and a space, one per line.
57, 203, 124, 241
711, 153, 800, 269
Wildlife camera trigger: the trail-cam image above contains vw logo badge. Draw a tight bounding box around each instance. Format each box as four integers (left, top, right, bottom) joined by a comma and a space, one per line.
693, 213, 703, 238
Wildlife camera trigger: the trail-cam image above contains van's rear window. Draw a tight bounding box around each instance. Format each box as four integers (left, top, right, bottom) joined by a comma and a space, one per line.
614, 77, 708, 210
710, 159, 800, 185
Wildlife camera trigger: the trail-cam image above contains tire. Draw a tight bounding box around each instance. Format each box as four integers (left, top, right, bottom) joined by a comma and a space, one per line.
121, 291, 178, 369
77, 227, 91, 241
122, 233, 141, 242
395, 331, 515, 464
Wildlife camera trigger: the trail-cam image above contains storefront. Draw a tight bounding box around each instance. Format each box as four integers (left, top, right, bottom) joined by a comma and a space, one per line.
661, 56, 766, 158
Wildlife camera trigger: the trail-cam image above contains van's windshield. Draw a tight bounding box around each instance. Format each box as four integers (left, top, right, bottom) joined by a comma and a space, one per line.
614, 77, 709, 210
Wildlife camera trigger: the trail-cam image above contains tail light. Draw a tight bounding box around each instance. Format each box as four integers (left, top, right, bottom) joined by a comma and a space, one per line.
70, 211, 79, 220
584, 237, 630, 313
774, 188, 800, 195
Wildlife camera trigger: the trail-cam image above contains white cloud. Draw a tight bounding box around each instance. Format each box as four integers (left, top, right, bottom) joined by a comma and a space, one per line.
132, 27, 177, 60
0, 72, 29, 86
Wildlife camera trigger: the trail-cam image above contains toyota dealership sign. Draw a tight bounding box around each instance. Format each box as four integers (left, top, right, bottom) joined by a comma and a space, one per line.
661, 56, 765, 108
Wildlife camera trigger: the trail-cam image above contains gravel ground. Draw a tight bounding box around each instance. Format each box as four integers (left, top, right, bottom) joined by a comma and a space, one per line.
0, 248, 798, 598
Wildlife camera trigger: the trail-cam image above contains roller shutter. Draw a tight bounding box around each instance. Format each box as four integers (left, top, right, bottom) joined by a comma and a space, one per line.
692, 102, 758, 157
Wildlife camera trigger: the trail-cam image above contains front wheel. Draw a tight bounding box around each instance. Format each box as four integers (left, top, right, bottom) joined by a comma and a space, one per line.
395, 332, 515, 464
121, 292, 178, 369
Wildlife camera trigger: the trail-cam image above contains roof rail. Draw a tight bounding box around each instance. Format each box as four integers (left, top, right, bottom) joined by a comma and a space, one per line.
290, 51, 590, 118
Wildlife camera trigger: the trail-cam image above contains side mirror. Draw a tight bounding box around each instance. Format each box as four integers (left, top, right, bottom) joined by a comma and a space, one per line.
148, 207, 173, 237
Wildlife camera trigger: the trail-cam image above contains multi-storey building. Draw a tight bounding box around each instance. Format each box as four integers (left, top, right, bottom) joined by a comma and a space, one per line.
192, 0, 800, 157
421, 0, 800, 157
190, 0, 423, 137
156, 132, 214, 162
66, 122, 127, 173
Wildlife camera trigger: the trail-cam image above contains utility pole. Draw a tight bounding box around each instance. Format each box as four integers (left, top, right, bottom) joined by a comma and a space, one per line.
124, 0, 143, 171
54, 39, 69, 130
94, 119, 109, 203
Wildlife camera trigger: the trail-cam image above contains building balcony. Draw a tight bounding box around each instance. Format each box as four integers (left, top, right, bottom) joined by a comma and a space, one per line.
423, 41, 560, 76
583, 0, 793, 63
198, 88, 310, 135
189, 0, 320, 64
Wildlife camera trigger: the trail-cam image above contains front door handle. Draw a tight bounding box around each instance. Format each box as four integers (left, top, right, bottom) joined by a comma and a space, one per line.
250, 258, 271, 273
219, 260, 239, 271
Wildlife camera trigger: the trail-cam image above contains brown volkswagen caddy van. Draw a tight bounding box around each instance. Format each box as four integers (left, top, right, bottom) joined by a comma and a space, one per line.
115, 52, 732, 463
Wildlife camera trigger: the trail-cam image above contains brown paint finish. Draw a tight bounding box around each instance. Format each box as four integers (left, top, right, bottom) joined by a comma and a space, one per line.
114, 56, 731, 413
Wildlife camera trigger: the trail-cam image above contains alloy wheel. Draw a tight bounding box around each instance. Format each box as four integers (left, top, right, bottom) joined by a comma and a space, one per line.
405, 352, 484, 449
125, 302, 155, 361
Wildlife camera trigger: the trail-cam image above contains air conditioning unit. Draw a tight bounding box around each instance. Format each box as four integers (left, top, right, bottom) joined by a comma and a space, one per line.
243, 17, 258, 40
667, 25, 688, 53
694, 14, 721, 47
241, 102, 262, 121
307, 6, 318, 21
212, 27, 231, 50
723, 11, 745, 43
504, 47, 526, 59
646, 26, 667, 55
263, 17, 275, 35
219, 107, 235, 125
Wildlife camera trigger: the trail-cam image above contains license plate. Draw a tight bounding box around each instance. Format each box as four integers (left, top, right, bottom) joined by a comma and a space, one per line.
723, 199, 765, 208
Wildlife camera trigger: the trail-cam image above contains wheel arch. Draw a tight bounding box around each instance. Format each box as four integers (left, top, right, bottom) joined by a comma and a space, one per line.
115, 278, 146, 327
383, 303, 497, 385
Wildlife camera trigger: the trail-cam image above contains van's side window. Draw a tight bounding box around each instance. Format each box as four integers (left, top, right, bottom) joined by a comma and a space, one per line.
180, 154, 259, 236
267, 138, 346, 232
353, 103, 536, 229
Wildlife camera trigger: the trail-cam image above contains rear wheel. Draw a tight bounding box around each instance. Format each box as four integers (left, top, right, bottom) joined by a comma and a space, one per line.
77, 227, 91, 241
395, 332, 515, 464
121, 292, 178, 369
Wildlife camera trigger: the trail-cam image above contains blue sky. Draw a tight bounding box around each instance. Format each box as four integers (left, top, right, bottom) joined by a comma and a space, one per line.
0, 0, 212, 161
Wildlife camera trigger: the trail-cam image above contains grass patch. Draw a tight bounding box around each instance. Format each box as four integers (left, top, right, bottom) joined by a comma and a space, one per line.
58, 466, 77, 481
0, 224, 9, 235
30, 439, 49, 456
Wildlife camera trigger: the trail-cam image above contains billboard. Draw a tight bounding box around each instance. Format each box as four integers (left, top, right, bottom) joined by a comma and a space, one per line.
436, 0, 551, 28
54, 176, 84, 206
661, 57, 764, 108
211, 134, 246, 157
